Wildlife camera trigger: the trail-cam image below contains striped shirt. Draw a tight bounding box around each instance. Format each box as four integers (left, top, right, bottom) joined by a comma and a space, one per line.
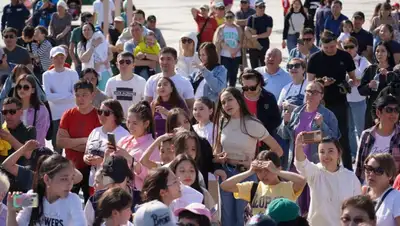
31, 39, 52, 71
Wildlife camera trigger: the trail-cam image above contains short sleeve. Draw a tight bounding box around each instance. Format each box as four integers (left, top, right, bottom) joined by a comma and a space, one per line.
307, 53, 318, 74
144, 78, 154, 98
233, 181, 254, 202
69, 193, 87, 226
345, 52, 356, 72
246, 16, 253, 27
367, 32, 373, 46
393, 193, 400, 218
277, 87, 287, 106
16, 166, 34, 191
195, 14, 200, 22
246, 119, 269, 140
268, 16, 273, 28
84, 199, 95, 226
182, 80, 195, 99
59, 110, 71, 130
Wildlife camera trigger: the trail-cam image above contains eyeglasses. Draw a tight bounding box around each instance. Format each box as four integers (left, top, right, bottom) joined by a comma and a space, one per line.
364, 165, 385, 176
3, 35, 15, 39
225, 15, 234, 20
1, 109, 19, 115
305, 89, 322, 95
287, 63, 302, 70
16, 84, 31, 91
118, 59, 132, 65
383, 106, 400, 114
343, 45, 356, 50
181, 38, 194, 44
177, 223, 196, 226
242, 85, 258, 91
97, 109, 113, 116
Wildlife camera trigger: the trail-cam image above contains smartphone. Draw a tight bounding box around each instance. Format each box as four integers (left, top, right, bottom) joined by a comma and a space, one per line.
13, 193, 38, 208
302, 130, 322, 144
210, 204, 218, 216
107, 133, 116, 148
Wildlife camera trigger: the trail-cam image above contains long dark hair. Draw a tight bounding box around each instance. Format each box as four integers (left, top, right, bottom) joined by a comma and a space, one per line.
128, 101, 155, 138
289, 0, 307, 14
14, 74, 43, 110
169, 154, 203, 195
141, 167, 170, 203
80, 22, 96, 51
11, 64, 33, 82
376, 41, 396, 68
153, 77, 185, 113
198, 42, 219, 70
172, 131, 201, 166
165, 108, 193, 133
29, 154, 72, 225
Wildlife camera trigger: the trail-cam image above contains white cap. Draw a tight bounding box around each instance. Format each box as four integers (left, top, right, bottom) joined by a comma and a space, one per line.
57, 0, 68, 9
50, 46, 66, 58
134, 200, 175, 226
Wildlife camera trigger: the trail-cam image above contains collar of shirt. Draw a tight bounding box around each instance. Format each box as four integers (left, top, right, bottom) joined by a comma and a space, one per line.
264, 67, 284, 76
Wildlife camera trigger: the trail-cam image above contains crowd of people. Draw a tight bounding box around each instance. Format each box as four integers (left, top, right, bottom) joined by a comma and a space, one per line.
1, 0, 400, 225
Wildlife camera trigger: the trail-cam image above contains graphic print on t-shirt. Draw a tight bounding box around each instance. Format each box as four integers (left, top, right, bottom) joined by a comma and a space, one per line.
87, 138, 106, 157
114, 87, 136, 101
43, 216, 64, 226
251, 194, 284, 215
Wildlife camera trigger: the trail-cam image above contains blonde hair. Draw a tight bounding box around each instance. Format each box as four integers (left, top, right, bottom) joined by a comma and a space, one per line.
0, 172, 10, 194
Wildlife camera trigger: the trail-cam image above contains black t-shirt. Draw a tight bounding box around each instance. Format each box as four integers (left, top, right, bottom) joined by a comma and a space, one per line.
307, 49, 356, 105
388, 40, 400, 54
304, 0, 321, 19
351, 29, 373, 55
4, 46, 31, 66
16, 38, 33, 53
247, 14, 273, 48
108, 26, 121, 46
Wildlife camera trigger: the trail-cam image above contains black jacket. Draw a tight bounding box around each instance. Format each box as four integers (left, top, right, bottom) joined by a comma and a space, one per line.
282, 11, 309, 40
253, 88, 281, 136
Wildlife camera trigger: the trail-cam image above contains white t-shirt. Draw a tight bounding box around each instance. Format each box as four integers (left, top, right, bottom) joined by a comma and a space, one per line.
370, 131, 394, 155
347, 55, 370, 102
17, 192, 86, 226
194, 79, 206, 99
338, 32, 351, 45
144, 73, 194, 100
86, 126, 130, 186
42, 68, 80, 120
220, 26, 241, 58
105, 74, 146, 115
277, 80, 307, 106
193, 122, 214, 146
93, 0, 115, 26
375, 188, 400, 226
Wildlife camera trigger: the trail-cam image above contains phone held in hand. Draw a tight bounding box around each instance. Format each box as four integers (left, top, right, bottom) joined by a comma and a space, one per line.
302, 130, 322, 144
107, 133, 116, 148
13, 193, 39, 208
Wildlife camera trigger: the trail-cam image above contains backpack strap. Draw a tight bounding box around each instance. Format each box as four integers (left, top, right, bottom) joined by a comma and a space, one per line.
250, 182, 259, 204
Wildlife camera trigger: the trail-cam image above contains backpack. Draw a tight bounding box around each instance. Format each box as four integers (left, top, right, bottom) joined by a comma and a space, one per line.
33, 102, 54, 141
244, 182, 259, 223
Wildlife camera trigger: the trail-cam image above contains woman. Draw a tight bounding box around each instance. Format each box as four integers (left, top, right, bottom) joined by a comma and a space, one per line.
363, 153, 400, 226
80, 68, 108, 108
342, 37, 370, 162
341, 195, 377, 226
278, 80, 339, 214
294, 133, 361, 226
32, 26, 52, 81
78, 22, 113, 91
282, 0, 308, 53
191, 42, 227, 102
49, 0, 72, 46
213, 87, 283, 226
13, 74, 50, 147
376, 24, 400, 64
370, 2, 398, 38
358, 41, 395, 129
176, 32, 201, 78
84, 99, 129, 191
213, 11, 242, 87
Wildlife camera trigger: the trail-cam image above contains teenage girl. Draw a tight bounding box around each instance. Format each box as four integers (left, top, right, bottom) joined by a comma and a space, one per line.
193, 97, 215, 146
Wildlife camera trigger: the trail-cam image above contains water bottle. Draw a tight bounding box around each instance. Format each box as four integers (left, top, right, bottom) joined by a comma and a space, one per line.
372, 74, 380, 92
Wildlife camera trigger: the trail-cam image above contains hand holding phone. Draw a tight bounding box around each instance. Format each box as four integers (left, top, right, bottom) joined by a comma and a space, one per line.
302, 130, 322, 144
107, 133, 116, 148
13, 193, 38, 208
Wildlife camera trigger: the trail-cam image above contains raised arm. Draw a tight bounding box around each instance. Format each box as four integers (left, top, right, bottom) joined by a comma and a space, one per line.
2, 140, 38, 177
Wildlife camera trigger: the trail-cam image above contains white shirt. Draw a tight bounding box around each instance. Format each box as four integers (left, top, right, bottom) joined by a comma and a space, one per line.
277, 80, 308, 106
144, 73, 194, 100
338, 32, 351, 44
347, 55, 370, 102
294, 158, 361, 226
86, 126, 130, 186
105, 74, 146, 115
194, 79, 206, 99
255, 67, 292, 100
220, 26, 241, 58
375, 188, 400, 226
42, 68, 79, 120
193, 122, 214, 146
93, 0, 115, 26
17, 192, 86, 226
176, 55, 200, 78
370, 131, 394, 155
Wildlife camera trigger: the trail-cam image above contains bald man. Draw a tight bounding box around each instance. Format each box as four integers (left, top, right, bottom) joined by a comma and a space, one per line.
255, 48, 292, 99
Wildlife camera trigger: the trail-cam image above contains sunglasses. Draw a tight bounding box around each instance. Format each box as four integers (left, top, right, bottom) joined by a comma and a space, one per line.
16, 84, 31, 91
343, 45, 355, 50
383, 106, 400, 114
118, 59, 132, 65
364, 165, 385, 176
302, 38, 312, 42
256, 5, 266, 9
181, 38, 194, 44
287, 63, 302, 70
3, 35, 15, 39
97, 109, 113, 116
242, 85, 258, 91
240, 1, 249, 3
1, 109, 18, 115
305, 89, 322, 95
225, 15, 234, 19
177, 223, 196, 226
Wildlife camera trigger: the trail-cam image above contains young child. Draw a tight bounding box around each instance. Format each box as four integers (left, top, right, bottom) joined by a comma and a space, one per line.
140, 134, 176, 169
0, 172, 9, 225
337, 20, 354, 49
192, 97, 215, 146
133, 30, 161, 78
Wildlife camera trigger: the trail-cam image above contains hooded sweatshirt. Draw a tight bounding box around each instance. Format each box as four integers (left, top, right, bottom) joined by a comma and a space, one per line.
176, 32, 201, 78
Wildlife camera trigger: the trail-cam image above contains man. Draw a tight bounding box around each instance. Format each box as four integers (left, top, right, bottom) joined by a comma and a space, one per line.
315, 0, 333, 45
57, 79, 101, 202
0, 97, 36, 164
146, 15, 166, 48
16, 26, 34, 54
144, 47, 195, 111
307, 31, 357, 170
92, 0, 115, 26
69, 12, 94, 74
213, 2, 226, 26
116, 9, 151, 51
2, 28, 31, 69
235, 0, 256, 29
255, 48, 291, 100
246, 0, 273, 69
108, 16, 125, 75
288, 28, 320, 62
351, 11, 373, 62
43, 46, 79, 154
304, 0, 321, 29
191, 5, 218, 47
323, 0, 348, 37
105, 52, 146, 116
1, 0, 30, 37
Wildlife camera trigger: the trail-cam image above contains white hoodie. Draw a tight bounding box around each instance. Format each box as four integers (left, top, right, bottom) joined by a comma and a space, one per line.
176, 32, 202, 79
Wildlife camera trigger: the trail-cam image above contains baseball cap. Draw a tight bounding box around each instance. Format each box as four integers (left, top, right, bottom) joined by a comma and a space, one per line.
134, 200, 175, 226
101, 155, 133, 185
114, 16, 124, 22
255, 0, 266, 6
246, 214, 276, 226
266, 198, 300, 223
352, 11, 365, 20
200, 4, 210, 11
147, 15, 156, 22
215, 2, 225, 8
174, 203, 212, 221
50, 46, 66, 58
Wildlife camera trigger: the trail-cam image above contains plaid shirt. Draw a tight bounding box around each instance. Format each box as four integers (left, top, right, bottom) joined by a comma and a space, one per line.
355, 124, 400, 181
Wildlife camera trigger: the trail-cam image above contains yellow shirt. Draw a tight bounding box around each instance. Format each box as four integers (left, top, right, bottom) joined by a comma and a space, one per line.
133, 41, 161, 56
234, 181, 302, 216
216, 17, 225, 26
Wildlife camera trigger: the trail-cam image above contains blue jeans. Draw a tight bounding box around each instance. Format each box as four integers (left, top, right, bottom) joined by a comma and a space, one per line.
286, 34, 298, 54
221, 56, 242, 87
220, 165, 257, 226
348, 100, 366, 157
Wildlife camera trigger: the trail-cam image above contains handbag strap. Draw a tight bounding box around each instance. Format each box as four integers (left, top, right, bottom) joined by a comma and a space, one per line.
375, 188, 393, 212
250, 182, 259, 203
199, 17, 211, 39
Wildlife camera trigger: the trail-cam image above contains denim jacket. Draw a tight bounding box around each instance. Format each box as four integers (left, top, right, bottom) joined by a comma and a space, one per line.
190, 65, 227, 102
277, 104, 340, 170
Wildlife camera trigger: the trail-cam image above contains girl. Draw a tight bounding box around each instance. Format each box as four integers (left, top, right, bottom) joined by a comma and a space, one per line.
282, 0, 308, 53
151, 77, 188, 137
192, 97, 215, 146
176, 32, 201, 78
294, 133, 361, 226
340, 195, 377, 226
213, 87, 283, 226
80, 68, 108, 109
13, 74, 50, 147
32, 26, 52, 81
337, 20, 353, 49
94, 187, 133, 226
6, 154, 86, 226
376, 24, 400, 64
